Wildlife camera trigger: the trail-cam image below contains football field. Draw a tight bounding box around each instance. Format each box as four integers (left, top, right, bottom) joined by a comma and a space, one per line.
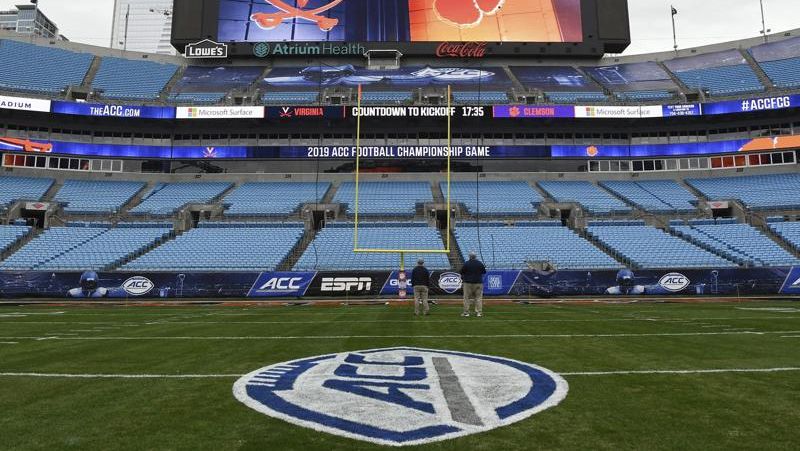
1, 300, 800, 450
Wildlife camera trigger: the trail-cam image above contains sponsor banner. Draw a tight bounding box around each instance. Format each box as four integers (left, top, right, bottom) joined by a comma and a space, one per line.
703, 94, 800, 116
552, 139, 752, 159
575, 105, 661, 119
266, 106, 347, 120
0, 95, 51, 113
493, 105, 575, 119
51, 101, 176, 119
0, 268, 794, 299
175, 106, 265, 119
780, 267, 800, 295
184, 39, 228, 59
248, 272, 316, 297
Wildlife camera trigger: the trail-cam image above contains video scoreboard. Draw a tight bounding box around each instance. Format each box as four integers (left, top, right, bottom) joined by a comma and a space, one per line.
171, 0, 631, 57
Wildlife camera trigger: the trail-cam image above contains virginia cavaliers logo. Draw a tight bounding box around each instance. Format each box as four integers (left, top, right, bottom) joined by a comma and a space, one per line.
434, 0, 506, 28
251, 0, 344, 32
234, 347, 568, 446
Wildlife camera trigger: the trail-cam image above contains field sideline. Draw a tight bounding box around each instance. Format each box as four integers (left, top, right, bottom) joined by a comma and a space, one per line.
1, 301, 800, 450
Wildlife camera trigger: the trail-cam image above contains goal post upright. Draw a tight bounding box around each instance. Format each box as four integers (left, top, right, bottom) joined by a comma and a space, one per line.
352, 84, 453, 256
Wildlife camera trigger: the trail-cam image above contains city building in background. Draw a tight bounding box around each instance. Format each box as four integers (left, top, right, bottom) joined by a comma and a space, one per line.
110, 0, 174, 55
0, 3, 66, 40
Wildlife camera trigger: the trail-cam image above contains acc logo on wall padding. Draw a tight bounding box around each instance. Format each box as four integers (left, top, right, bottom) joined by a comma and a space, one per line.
233, 347, 568, 446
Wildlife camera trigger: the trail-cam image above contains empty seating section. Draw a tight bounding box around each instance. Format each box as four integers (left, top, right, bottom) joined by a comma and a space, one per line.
294, 223, 449, 270
600, 180, 696, 213
38, 226, 171, 271
770, 222, 800, 251
334, 182, 432, 216
0, 40, 92, 94
445, 182, 542, 215
262, 92, 319, 104
454, 223, 621, 270
91, 57, 178, 101
615, 91, 674, 101
129, 182, 232, 216
538, 181, 631, 215
672, 223, 799, 267
122, 224, 303, 271
452, 91, 508, 104
224, 182, 330, 216
587, 225, 736, 269
55, 180, 145, 214
665, 50, 763, 96
0, 176, 53, 209
169, 66, 261, 104
750, 36, 800, 88
361, 91, 412, 105
0, 227, 106, 270
0, 225, 30, 253
686, 174, 800, 210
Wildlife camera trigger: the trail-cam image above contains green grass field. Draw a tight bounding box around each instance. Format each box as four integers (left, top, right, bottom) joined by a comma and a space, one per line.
1, 301, 800, 450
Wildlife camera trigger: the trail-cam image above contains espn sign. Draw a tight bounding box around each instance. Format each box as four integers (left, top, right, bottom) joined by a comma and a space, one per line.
320, 277, 372, 293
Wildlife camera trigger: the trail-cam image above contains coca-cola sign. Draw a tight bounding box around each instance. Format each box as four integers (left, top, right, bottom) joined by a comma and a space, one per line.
436, 42, 487, 58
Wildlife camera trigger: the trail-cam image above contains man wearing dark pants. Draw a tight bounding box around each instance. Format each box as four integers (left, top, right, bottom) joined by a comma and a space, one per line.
411, 259, 430, 316
461, 251, 486, 317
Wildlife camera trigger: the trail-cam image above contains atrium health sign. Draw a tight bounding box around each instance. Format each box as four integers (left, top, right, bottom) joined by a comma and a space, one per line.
234, 347, 568, 446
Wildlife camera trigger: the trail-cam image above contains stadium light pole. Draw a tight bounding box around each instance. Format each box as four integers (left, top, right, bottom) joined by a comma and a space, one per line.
759, 0, 770, 43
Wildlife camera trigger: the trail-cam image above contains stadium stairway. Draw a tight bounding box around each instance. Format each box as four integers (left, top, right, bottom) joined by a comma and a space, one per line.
0, 226, 39, 262
741, 49, 777, 90
80, 56, 103, 89
158, 67, 188, 103
656, 61, 690, 98
277, 227, 317, 271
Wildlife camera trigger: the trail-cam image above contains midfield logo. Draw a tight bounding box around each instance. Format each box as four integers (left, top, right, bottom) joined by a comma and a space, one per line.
234, 347, 568, 446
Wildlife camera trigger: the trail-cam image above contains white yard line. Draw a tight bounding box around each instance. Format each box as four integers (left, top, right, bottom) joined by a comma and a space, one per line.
560, 367, 800, 376
1, 330, 798, 341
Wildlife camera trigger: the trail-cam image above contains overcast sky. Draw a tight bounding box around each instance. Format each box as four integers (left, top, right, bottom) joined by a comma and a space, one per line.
0, 0, 797, 55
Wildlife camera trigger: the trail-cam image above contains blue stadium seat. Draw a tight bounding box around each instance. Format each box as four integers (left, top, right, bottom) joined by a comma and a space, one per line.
758, 57, 800, 88
686, 174, 800, 210
770, 222, 800, 252
545, 92, 607, 103
0, 176, 54, 209
444, 182, 542, 216
92, 57, 178, 101
0, 40, 93, 95
224, 182, 330, 216
122, 224, 303, 271
615, 90, 675, 101
294, 222, 449, 270
672, 222, 799, 267
0, 224, 31, 254
55, 180, 145, 214
452, 91, 508, 105
538, 181, 631, 215
672, 65, 764, 96
587, 225, 737, 269
0, 225, 171, 271
454, 222, 621, 270
129, 182, 232, 216
168, 92, 226, 104
600, 180, 697, 213
334, 182, 432, 216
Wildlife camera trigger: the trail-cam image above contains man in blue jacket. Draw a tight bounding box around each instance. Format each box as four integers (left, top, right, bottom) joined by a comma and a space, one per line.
460, 251, 486, 317
411, 259, 431, 316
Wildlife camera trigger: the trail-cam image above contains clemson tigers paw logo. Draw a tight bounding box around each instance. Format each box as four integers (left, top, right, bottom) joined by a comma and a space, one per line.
434, 0, 506, 28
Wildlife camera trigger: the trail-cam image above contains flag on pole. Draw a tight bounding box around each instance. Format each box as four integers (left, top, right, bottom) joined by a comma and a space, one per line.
671, 6, 678, 16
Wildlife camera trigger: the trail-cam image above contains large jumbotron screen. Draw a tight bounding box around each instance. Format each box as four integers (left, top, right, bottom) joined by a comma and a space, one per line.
171, 0, 631, 56
217, 0, 583, 43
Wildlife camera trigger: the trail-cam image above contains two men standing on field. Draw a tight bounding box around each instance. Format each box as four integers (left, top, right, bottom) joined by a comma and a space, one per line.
411, 252, 487, 318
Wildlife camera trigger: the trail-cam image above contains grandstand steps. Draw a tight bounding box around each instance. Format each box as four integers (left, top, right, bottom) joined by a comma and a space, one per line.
108, 228, 180, 271
81, 56, 102, 89
120, 181, 158, 216
444, 229, 464, 270
665, 228, 742, 267
42, 180, 63, 202
656, 61, 691, 99
573, 226, 631, 269
278, 227, 317, 272
755, 222, 800, 259
321, 183, 338, 204
741, 49, 776, 90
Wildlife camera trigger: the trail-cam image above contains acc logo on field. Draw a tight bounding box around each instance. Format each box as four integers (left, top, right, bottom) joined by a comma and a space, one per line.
438, 272, 463, 294
658, 272, 691, 292
233, 347, 568, 446
122, 276, 154, 296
